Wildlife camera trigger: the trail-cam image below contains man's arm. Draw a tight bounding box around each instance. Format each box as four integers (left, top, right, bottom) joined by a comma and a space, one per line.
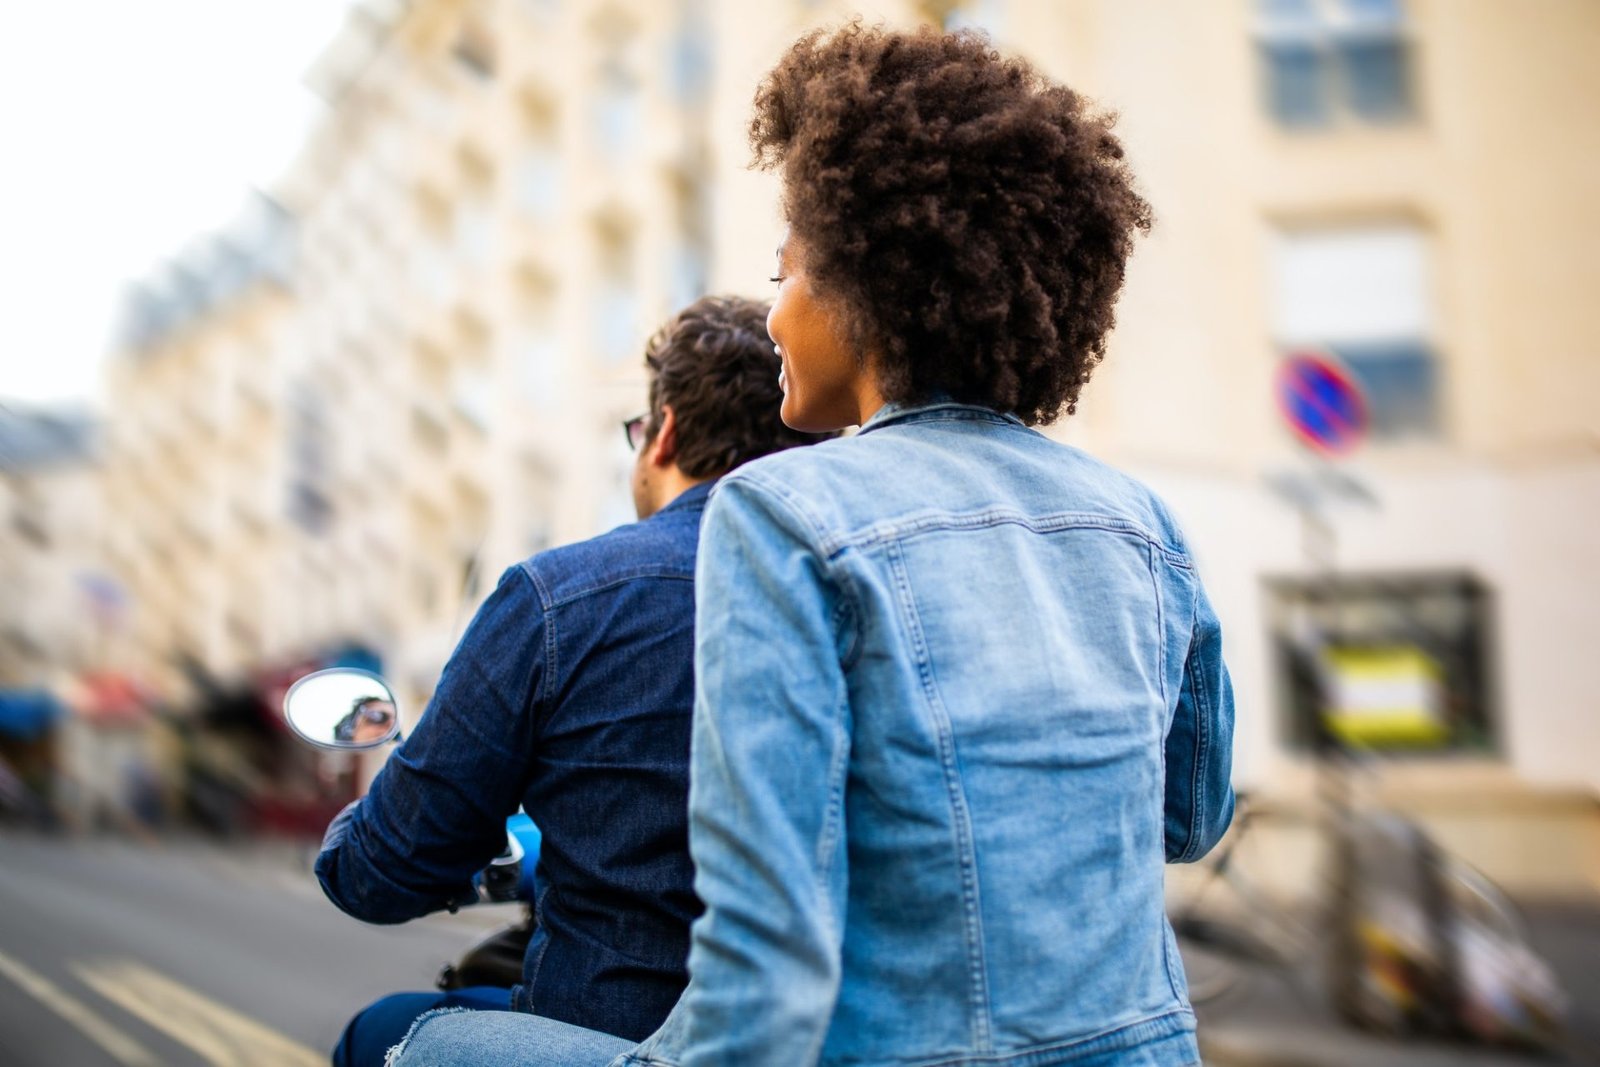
1164, 576, 1236, 863
666, 475, 852, 1067
316, 565, 546, 924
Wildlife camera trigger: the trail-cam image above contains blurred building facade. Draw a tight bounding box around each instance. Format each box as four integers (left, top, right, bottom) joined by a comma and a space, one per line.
97, 0, 1597, 889
104, 193, 297, 700
0, 404, 102, 687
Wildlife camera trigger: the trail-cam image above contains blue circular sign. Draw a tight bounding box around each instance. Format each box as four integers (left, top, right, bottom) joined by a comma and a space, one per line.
1277, 351, 1369, 455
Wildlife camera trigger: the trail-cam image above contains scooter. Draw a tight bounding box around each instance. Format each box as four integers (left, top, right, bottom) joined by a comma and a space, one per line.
283, 666, 541, 991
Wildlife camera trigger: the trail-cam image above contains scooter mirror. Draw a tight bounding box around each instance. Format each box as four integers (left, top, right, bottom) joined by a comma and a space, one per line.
283, 668, 401, 750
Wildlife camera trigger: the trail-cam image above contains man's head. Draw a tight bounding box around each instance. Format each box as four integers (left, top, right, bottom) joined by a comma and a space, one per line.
335, 697, 396, 745
631, 295, 835, 518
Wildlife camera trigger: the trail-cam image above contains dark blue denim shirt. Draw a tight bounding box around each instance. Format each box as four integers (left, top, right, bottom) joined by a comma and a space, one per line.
316, 481, 713, 1041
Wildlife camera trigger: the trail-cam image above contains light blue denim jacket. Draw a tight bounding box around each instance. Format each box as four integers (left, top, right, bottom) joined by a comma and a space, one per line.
626, 401, 1235, 1067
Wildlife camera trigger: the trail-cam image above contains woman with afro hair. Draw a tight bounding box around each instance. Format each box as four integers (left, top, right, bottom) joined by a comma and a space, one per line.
391, 22, 1234, 1067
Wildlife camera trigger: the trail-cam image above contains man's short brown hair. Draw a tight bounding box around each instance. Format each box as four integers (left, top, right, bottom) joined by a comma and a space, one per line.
645, 295, 835, 478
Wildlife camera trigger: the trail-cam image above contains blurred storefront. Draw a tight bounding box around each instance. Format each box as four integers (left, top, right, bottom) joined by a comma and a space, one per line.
0, 690, 62, 825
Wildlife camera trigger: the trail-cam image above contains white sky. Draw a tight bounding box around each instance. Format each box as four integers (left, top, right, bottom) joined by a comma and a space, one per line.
0, 1, 357, 407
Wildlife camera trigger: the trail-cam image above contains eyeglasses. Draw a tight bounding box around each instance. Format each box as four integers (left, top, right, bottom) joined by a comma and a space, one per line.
622, 414, 650, 452
358, 704, 393, 725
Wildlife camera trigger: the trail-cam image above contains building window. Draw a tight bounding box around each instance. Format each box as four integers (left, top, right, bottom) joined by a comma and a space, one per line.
452, 20, 496, 80
666, 0, 711, 105
412, 186, 455, 304
517, 91, 563, 221
591, 16, 642, 162
1270, 224, 1441, 441
918, 0, 1005, 35
287, 383, 333, 534
455, 151, 494, 269
597, 417, 637, 535
517, 0, 560, 24
666, 168, 710, 312
1267, 572, 1497, 755
591, 217, 638, 365
517, 268, 564, 412
1255, 0, 1414, 128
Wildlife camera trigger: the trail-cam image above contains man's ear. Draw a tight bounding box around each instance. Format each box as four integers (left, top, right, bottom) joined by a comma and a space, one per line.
649, 404, 680, 468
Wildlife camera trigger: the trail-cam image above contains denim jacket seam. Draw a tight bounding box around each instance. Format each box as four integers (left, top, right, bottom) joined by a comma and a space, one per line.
806, 1006, 1195, 1067
858, 403, 1024, 434
1149, 546, 1168, 715
540, 571, 695, 612
731, 467, 835, 549
729, 469, 863, 666
887, 540, 995, 1051
519, 562, 558, 715
1186, 634, 1212, 865
1178, 593, 1207, 864
815, 689, 852, 909
833, 510, 1176, 560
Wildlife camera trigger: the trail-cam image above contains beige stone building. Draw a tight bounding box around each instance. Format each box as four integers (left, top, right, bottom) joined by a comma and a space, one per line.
0, 405, 102, 687
101, 0, 1598, 889
103, 193, 297, 700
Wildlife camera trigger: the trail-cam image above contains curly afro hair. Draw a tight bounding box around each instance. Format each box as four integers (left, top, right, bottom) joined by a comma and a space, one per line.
751, 22, 1152, 426
645, 295, 836, 479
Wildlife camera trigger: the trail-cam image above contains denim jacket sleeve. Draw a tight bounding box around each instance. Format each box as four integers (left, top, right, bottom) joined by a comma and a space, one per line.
667, 475, 852, 1067
315, 565, 544, 923
1163, 573, 1236, 863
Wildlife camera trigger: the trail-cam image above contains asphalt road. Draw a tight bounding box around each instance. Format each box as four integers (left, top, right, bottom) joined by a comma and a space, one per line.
6, 829, 1593, 1067
0, 830, 516, 1067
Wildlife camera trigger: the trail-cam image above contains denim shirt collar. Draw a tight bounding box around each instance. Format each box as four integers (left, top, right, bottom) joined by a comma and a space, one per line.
657, 478, 717, 516
857, 396, 1025, 435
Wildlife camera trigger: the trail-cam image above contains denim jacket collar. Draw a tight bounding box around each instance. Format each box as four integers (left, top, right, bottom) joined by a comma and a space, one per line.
658, 479, 717, 516
857, 397, 1025, 435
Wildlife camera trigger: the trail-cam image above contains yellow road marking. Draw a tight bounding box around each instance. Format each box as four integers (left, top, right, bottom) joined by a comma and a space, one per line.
0, 947, 160, 1066
74, 958, 324, 1067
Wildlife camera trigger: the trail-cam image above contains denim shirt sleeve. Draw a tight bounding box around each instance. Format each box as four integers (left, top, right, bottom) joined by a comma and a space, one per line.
315, 565, 544, 923
1163, 575, 1236, 863
664, 475, 852, 1067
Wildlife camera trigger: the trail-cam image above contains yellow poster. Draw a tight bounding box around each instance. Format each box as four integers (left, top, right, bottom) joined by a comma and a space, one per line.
1320, 645, 1450, 747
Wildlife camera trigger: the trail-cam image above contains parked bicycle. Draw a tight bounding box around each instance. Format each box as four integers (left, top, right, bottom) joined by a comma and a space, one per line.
1171, 774, 1567, 1052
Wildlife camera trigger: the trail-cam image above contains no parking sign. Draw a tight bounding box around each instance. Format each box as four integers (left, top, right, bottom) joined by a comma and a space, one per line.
1277, 350, 1369, 455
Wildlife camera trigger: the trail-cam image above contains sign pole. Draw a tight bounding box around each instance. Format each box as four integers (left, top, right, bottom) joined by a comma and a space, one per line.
1273, 349, 1373, 1016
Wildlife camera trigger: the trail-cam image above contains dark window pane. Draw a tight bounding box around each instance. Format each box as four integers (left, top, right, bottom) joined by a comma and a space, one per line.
1266, 572, 1497, 755
1262, 41, 1331, 127
1340, 37, 1413, 121
1330, 341, 1439, 439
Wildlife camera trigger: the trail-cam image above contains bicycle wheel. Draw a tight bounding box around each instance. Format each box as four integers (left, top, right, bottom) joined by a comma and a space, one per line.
1173, 916, 1259, 1007
1177, 941, 1245, 1007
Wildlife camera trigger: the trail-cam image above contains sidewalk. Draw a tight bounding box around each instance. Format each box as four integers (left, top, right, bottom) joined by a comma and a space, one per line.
1196, 901, 1600, 1067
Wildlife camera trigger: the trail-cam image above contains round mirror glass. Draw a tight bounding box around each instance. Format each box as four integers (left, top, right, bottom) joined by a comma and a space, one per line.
283, 668, 400, 750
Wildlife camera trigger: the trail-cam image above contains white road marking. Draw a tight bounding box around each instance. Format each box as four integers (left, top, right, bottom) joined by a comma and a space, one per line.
74, 958, 324, 1067
0, 947, 160, 1066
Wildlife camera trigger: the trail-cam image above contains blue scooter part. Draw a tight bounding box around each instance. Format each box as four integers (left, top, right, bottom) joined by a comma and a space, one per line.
506, 812, 542, 902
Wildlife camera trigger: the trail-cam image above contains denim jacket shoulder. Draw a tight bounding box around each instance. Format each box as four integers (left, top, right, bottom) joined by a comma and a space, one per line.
524, 482, 711, 609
